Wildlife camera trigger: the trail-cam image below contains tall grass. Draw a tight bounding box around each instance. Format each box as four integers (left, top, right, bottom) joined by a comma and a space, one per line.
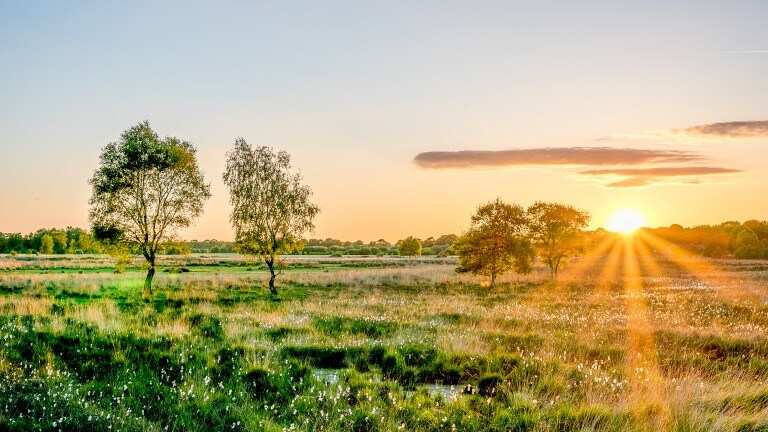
0, 256, 766, 430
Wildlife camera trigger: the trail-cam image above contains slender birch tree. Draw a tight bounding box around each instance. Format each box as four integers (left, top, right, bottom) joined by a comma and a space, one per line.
222, 139, 319, 295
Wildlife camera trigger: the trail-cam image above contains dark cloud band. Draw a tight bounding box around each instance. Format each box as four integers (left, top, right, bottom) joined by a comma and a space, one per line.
414, 147, 701, 169
682, 121, 768, 138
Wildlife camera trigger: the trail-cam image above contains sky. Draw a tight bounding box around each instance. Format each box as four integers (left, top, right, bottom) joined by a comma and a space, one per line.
1, 1, 767, 241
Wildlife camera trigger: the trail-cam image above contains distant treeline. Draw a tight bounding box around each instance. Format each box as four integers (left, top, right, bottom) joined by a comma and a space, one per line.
187, 235, 458, 256
3, 222, 768, 258
0, 229, 456, 257
0, 228, 102, 255
639, 220, 768, 259
0, 228, 190, 256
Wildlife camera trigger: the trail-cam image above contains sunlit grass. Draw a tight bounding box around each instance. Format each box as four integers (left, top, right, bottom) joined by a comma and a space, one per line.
0, 250, 766, 430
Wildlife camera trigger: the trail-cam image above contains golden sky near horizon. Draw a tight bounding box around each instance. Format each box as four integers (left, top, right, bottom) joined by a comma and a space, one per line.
1, 2, 767, 241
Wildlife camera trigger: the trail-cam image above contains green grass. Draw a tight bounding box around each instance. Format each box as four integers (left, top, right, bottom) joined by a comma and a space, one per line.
0, 255, 767, 431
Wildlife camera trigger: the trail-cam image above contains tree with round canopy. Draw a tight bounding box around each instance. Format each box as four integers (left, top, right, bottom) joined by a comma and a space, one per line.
89, 121, 211, 299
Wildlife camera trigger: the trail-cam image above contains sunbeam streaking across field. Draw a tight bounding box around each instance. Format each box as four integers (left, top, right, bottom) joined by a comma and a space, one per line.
637, 230, 765, 303
633, 234, 665, 278
622, 237, 669, 426
592, 239, 625, 294
560, 235, 618, 282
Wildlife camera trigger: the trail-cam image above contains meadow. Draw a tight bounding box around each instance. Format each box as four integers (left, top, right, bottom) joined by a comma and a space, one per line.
1, 246, 767, 431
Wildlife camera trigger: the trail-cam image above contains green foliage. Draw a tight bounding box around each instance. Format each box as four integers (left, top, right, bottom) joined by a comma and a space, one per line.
222, 139, 319, 294
89, 121, 211, 296
455, 199, 533, 286
548, 405, 632, 431
527, 201, 590, 279
39, 234, 54, 254
161, 241, 192, 255
313, 316, 398, 338
397, 236, 422, 256
641, 219, 768, 258
0, 227, 102, 255
655, 330, 768, 377
280, 345, 350, 368
3, 257, 768, 431
733, 228, 768, 259
189, 313, 225, 339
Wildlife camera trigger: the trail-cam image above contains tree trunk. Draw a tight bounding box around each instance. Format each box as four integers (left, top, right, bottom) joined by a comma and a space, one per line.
266, 259, 277, 295
548, 258, 557, 281
552, 258, 561, 281
490, 272, 496, 288
144, 265, 155, 300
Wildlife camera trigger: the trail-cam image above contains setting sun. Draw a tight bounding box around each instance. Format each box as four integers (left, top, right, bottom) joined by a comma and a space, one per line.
607, 208, 646, 234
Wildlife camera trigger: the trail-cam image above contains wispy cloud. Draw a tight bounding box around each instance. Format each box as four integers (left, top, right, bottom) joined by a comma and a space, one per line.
680, 121, 768, 138
580, 166, 742, 188
413, 147, 701, 169
598, 120, 768, 144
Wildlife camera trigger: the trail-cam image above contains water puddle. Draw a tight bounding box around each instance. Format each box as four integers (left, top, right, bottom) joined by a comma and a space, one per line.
312, 368, 340, 385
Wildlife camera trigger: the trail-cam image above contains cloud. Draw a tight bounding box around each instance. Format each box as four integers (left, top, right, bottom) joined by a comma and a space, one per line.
681, 121, 768, 138
413, 147, 702, 169
580, 166, 742, 188
595, 120, 768, 145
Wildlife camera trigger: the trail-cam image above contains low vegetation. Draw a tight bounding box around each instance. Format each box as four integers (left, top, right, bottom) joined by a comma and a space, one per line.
0, 255, 767, 431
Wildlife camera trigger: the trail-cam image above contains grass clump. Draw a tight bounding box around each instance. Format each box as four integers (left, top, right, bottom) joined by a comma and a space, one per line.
280, 345, 351, 368
313, 315, 398, 338
188, 313, 224, 339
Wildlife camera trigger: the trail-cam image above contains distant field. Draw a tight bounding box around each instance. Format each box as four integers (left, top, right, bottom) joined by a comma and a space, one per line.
1, 252, 767, 431
0, 253, 455, 273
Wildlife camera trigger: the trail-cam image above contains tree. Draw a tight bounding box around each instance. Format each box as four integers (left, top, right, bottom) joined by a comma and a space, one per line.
39, 234, 54, 254
733, 228, 768, 259
65, 227, 101, 254
527, 202, 590, 280
222, 139, 319, 295
455, 199, 532, 287
89, 121, 211, 299
51, 230, 68, 254
398, 236, 422, 256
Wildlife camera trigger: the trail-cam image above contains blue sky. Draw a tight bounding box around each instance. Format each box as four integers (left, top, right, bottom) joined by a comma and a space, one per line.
1, 1, 767, 240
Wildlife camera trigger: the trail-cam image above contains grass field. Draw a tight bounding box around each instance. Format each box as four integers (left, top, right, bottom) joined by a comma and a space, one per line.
1, 247, 768, 431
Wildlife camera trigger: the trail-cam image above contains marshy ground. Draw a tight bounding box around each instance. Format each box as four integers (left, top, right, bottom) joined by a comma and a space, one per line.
1, 245, 767, 431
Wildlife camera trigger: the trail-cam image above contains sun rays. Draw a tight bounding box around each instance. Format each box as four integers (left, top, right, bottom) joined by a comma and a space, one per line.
621, 237, 668, 424
560, 227, 753, 425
